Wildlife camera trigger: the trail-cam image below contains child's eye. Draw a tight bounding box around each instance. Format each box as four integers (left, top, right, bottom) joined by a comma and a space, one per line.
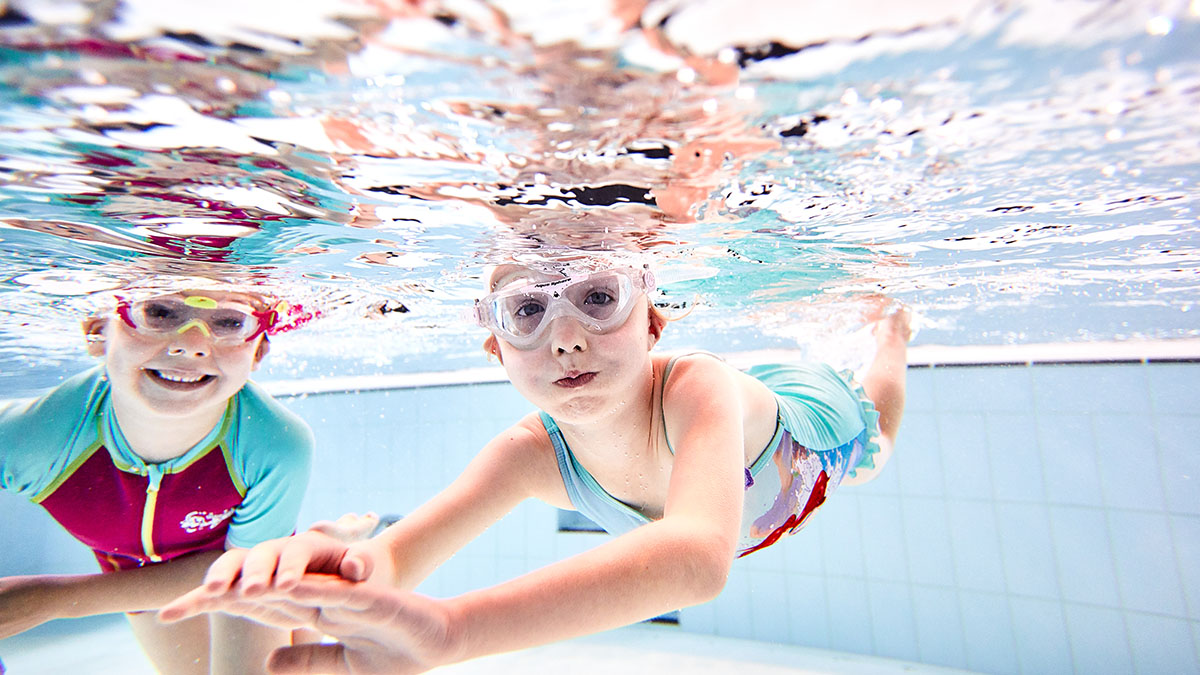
515, 301, 545, 318
209, 312, 248, 332
583, 290, 615, 306
142, 301, 183, 322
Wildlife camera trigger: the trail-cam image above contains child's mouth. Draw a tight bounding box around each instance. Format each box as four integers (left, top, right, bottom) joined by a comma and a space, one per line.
555, 372, 596, 388
145, 369, 215, 390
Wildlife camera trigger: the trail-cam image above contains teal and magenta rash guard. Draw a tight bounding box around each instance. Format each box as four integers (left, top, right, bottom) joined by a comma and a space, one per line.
0, 367, 314, 572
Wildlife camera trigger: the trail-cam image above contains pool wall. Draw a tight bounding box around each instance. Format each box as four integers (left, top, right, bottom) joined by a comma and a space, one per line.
2, 354, 1197, 674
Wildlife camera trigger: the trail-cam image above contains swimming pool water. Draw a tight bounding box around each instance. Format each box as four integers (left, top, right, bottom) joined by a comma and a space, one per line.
1, 2, 1198, 673
0, 0, 1197, 392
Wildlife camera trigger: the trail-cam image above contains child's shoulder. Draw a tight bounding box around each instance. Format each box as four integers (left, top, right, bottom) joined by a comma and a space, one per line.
0, 366, 108, 494
655, 350, 734, 380
0, 366, 106, 432
234, 380, 315, 454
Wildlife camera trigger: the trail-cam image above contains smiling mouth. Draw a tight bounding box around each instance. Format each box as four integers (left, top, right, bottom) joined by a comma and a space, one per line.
145, 369, 215, 390
554, 372, 596, 388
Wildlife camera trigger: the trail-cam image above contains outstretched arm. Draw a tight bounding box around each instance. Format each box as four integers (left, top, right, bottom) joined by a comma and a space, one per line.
0, 549, 223, 639
163, 359, 749, 673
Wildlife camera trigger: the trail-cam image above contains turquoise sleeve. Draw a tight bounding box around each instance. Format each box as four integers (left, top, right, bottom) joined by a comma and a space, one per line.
0, 367, 106, 497
224, 381, 314, 549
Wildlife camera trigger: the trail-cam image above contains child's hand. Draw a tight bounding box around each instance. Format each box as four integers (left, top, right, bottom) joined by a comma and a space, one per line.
308, 511, 382, 543
166, 575, 459, 675
159, 531, 377, 623
269, 577, 458, 674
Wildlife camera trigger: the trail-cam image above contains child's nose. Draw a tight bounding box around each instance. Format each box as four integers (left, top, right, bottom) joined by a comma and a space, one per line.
548, 316, 588, 354
167, 321, 213, 357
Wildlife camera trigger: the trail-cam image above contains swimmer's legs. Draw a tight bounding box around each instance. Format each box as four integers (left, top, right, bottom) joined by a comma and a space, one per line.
844, 307, 910, 486
865, 307, 910, 443
126, 611, 209, 675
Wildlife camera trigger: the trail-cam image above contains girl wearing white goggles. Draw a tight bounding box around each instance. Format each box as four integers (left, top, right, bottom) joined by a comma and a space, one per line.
161, 262, 913, 675
470, 267, 656, 349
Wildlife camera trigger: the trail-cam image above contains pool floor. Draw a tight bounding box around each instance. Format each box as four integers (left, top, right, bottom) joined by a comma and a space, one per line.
1, 615, 977, 674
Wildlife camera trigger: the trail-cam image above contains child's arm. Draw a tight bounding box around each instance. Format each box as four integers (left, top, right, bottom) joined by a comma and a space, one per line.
166, 414, 562, 605
163, 358, 748, 673
0, 549, 223, 638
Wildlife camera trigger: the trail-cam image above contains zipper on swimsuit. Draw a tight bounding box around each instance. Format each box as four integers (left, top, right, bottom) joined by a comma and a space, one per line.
141, 467, 164, 563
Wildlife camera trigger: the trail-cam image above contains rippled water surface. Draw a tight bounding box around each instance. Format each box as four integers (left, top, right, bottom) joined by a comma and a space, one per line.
1, 0, 1197, 389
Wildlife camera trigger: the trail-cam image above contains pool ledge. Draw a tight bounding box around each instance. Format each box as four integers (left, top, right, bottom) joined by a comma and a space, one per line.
260, 338, 1200, 397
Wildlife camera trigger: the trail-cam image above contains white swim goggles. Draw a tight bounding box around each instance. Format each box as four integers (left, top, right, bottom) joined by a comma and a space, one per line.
116, 294, 285, 344
470, 267, 656, 349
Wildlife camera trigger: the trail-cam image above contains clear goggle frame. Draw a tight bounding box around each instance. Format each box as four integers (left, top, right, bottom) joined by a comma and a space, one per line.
116, 294, 286, 344
470, 267, 656, 349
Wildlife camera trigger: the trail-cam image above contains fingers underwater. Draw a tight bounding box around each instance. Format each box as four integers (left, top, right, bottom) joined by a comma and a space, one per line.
203, 547, 250, 594
268, 643, 352, 675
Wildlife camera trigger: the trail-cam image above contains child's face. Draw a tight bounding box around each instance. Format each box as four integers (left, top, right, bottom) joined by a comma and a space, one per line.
489, 267, 659, 424
84, 291, 270, 420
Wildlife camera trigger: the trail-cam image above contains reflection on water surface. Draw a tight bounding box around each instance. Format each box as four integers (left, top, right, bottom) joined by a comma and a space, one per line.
0, 0, 1197, 390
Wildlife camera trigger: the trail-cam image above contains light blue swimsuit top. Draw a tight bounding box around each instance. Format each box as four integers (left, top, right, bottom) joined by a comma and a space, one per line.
542, 355, 881, 557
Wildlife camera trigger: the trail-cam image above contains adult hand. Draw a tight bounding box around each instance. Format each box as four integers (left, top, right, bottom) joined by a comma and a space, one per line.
0, 575, 64, 638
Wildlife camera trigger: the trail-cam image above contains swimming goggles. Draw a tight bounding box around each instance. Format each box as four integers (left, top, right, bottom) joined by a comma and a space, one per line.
470, 267, 656, 349
116, 295, 285, 343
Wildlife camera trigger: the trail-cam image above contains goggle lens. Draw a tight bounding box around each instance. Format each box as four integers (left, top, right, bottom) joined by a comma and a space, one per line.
121, 296, 272, 342
476, 269, 652, 348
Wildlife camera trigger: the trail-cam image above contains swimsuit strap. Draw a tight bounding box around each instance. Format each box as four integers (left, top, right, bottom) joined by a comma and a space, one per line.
658, 351, 724, 455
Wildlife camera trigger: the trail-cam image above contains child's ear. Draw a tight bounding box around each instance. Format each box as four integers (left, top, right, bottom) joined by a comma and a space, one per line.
647, 306, 666, 347
252, 335, 271, 370
81, 316, 107, 357
483, 335, 504, 364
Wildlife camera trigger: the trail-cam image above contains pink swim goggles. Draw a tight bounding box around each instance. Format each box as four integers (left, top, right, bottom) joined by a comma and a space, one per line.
470, 267, 655, 349
116, 294, 288, 344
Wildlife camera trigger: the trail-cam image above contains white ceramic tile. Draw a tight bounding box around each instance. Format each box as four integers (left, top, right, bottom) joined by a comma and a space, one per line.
678, 599, 716, 634
854, 449, 901, 496
946, 500, 1006, 593
1125, 611, 1200, 675
995, 502, 1060, 599
895, 412, 946, 497
1094, 413, 1165, 511
867, 581, 920, 662
933, 365, 1033, 413
985, 413, 1046, 503
712, 568, 756, 641
818, 496, 866, 579
782, 522, 825, 577
1107, 510, 1187, 617
958, 591, 1018, 674
938, 412, 994, 500
901, 497, 957, 588
858, 494, 910, 583
1170, 515, 1200, 621
905, 368, 936, 413
1156, 414, 1200, 516
824, 576, 874, 655
1049, 505, 1122, 607
786, 573, 832, 649
1063, 603, 1134, 675
1033, 364, 1152, 414
911, 586, 967, 669
749, 570, 792, 644
1147, 363, 1200, 415
1037, 412, 1105, 507
1008, 596, 1072, 675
